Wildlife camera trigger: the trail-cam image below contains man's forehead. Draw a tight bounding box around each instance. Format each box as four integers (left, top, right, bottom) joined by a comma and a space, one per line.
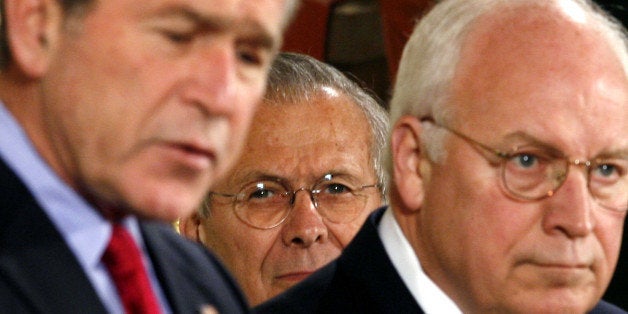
112, 0, 287, 41
461, 6, 597, 66
451, 2, 626, 109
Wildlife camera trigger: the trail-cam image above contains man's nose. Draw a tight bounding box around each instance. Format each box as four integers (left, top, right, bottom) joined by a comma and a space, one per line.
281, 190, 329, 247
187, 41, 238, 116
542, 169, 595, 238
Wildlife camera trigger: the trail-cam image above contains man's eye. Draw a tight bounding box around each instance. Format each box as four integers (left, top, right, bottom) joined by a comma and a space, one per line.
248, 188, 275, 200
162, 31, 195, 44
598, 164, 617, 176
322, 183, 352, 195
591, 163, 621, 183
504, 152, 551, 177
237, 50, 262, 66
512, 153, 539, 169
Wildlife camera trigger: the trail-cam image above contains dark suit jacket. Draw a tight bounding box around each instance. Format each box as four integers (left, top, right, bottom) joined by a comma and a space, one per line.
256, 207, 625, 314
0, 158, 249, 313
603, 216, 628, 310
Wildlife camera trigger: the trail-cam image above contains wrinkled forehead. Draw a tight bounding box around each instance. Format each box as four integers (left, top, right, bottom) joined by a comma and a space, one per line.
455, 2, 616, 83
449, 1, 628, 154
208, 0, 291, 46
121, 0, 290, 46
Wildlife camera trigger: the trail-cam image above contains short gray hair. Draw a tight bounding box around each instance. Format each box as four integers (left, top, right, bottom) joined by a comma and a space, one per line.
386, 0, 628, 170
201, 52, 390, 217
266, 52, 389, 197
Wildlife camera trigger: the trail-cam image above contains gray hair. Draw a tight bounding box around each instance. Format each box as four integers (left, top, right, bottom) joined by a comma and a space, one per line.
201, 52, 390, 217
266, 52, 389, 198
387, 0, 628, 169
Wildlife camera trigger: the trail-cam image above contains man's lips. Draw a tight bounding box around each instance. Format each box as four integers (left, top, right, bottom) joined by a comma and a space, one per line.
533, 263, 589, 269
519, 255, 592, 269
275, 271, 315, 282
518, 259, 593, 279
162, 141, 217, 169
176, 142, 215, 158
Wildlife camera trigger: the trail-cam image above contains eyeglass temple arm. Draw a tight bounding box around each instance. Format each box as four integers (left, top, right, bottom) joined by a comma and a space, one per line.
419, 116, 507, 158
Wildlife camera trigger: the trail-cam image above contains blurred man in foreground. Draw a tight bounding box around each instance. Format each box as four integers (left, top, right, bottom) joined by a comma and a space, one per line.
0, 0, 297, 312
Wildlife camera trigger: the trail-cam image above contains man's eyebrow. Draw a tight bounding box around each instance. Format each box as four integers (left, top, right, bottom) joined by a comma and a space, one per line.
501, 131, 628, 159
151, 5, 226, 25
318, 171, 365, 184
236, 170, 365, 188
151, 5, 277, 50
497, 131, 565, 156
238, 171, 287, 185
236, 23, 277, 52
596, 148, 628, 160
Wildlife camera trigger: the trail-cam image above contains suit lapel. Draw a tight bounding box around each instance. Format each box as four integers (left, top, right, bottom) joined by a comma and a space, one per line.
336, 207, 424, 313
140, 221, 213, 313
140, 221, 249, 314
0, 159, 107, 313
140, 222, 184, 312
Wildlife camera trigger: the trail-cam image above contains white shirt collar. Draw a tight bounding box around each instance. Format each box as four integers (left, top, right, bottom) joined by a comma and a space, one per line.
378, 207, 462, 314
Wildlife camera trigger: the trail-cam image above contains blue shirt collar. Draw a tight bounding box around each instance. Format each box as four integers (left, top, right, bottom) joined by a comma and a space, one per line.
0, 101, 169, 313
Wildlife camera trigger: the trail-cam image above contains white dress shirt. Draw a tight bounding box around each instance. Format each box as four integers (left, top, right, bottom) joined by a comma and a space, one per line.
378, 208, 462, 314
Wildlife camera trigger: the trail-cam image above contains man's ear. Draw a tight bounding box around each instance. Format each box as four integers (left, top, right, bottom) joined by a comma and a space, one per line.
179, 212, 203, 243
4, 0, 63, 78
390, 115, 428, 212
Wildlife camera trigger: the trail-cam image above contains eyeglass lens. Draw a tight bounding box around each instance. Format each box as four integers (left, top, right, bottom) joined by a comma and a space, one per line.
233, 178, 375, 229
501, 149, 627, 211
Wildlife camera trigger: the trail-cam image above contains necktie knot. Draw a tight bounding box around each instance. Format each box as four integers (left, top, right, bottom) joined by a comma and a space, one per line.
103, 223, 161, 314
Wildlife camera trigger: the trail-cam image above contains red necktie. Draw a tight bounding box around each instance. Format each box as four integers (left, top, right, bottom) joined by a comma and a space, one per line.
102, 223, 162, 314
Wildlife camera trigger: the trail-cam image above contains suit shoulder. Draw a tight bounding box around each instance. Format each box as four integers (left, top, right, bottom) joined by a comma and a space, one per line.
142, 222, 220, 263
140, 221, 250, 313
590, 300, 627, 314
141, 221, 237, 281
255, 261, 339, 314
254, 261, 378, 314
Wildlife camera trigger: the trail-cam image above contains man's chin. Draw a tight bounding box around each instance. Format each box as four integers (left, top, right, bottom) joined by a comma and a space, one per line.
496, 289, 598, 314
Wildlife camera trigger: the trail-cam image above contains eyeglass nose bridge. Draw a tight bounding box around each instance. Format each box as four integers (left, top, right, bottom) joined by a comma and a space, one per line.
549, 158, 598, 199
554, 159, 591, 181
289, 187, 320, 208
571, 159, 592, 168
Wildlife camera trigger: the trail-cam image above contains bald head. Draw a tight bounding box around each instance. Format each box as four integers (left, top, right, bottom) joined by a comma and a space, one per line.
387, 0, 628, 312
451, 0, 628, 123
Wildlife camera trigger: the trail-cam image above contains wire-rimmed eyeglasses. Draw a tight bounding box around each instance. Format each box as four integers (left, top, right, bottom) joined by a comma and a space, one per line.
422, 117, 628, 212
207, 174, 380, 229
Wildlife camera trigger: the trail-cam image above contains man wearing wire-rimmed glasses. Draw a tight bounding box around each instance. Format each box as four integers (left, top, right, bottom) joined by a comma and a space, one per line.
180, 52, 389, 307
